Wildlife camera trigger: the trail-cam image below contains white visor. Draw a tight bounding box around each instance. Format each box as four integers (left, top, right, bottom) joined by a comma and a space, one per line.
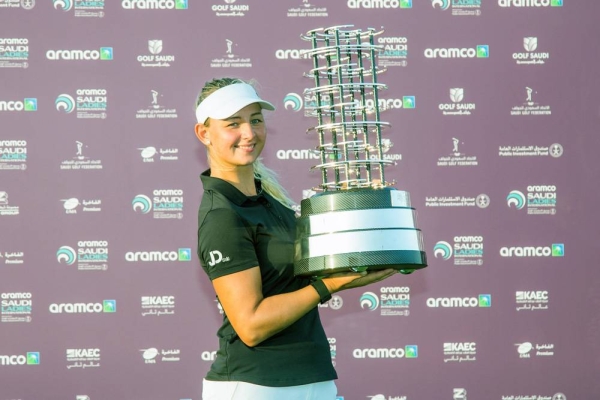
195, 83, 275, 123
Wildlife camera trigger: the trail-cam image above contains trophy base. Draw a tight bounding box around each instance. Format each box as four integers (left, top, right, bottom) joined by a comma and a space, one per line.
294, 188, 428, 277
294, 249, 428, 277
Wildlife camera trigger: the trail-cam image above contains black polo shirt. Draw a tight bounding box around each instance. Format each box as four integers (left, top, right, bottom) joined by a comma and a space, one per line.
197, 170, 337, 387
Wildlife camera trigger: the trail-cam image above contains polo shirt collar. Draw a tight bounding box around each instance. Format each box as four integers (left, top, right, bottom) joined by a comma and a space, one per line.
200, 169, 263, 206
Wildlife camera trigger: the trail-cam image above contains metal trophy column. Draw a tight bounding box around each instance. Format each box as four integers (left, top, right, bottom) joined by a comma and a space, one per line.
293, 25, 428, 277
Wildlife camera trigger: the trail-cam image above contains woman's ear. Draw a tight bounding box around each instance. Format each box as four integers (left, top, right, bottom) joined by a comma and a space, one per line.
195, 123, 210, 145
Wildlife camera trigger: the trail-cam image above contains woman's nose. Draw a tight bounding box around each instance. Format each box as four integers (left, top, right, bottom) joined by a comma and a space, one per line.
240, 122, 256, 138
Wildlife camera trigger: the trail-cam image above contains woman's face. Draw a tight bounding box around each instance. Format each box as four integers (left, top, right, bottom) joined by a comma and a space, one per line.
204, 103, 266, 170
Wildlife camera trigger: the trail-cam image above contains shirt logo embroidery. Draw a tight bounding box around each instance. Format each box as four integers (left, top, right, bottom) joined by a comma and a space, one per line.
208, 250, 230, 267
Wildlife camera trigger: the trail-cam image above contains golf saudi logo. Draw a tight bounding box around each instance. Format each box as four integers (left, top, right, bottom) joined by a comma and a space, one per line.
434, 241, 452, 260
56, 246, 76, 265
507, 190, 526, 210
55, 94, 75, 113
132, 195, 152, 214
359, 292, 379, 311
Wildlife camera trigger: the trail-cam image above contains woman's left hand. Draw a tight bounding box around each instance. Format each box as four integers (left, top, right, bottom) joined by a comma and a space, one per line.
324, 268, 397, 292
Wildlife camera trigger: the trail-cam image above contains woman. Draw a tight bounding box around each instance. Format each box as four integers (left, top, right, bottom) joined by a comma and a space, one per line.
194, 77, 397, 400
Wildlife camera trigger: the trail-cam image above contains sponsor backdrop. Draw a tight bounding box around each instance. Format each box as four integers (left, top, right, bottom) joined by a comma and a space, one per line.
0, 1, 598, 399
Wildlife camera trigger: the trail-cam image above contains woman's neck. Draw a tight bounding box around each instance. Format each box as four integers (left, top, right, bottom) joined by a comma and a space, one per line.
210, 164, 257, 196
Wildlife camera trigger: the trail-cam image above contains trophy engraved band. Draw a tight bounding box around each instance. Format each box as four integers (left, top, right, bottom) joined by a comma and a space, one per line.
293, 25, 428, 277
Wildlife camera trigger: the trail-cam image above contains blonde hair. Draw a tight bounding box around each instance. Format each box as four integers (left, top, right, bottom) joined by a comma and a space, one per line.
196, 77, 296, 210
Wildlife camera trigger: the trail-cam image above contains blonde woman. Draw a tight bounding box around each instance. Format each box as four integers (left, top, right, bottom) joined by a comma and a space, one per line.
195, 77, 396, 400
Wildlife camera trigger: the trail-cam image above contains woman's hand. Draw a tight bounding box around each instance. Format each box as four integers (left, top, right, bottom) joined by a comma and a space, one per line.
322, 268, 397, 294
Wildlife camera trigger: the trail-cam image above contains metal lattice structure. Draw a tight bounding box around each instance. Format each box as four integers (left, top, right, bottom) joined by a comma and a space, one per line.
301, 25, 394, 191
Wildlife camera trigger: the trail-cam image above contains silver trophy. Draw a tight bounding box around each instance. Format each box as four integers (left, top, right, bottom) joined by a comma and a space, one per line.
293, 25, 427, 277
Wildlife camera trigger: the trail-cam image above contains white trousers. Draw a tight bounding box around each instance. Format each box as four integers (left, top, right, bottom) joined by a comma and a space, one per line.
202, 379, 337, 400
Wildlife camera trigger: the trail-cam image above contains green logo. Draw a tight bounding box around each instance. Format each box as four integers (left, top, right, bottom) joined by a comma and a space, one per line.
400, 0, 412, 8
476, 45, 489, 58
27, 352, 40, 365
552, 244, 564, 257
551, 0, 563, 6
403, 96, 415, 109
103, 300, 116, 312
179, 248, 191, 261
175, 0, 188, 9
405, 345, 418, 358
24, 98, 37, 111
479, 294, 491, 307
100, 47, 113, 60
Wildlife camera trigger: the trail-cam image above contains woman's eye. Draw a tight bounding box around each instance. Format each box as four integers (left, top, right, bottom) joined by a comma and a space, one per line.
251, 119, 263, 125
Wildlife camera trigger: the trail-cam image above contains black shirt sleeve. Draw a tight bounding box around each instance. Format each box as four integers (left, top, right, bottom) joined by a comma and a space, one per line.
198, 207, 259, 280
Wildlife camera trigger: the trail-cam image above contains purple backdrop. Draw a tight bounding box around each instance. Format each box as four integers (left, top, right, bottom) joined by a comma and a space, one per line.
1, 1, 599, 399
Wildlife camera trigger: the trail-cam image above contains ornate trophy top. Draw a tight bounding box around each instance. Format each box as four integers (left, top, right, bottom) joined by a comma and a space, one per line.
300, 25, 395, 192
